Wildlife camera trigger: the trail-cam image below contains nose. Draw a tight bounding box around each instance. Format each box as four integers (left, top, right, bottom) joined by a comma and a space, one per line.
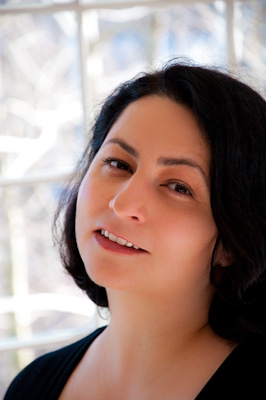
108, 174, 147, 223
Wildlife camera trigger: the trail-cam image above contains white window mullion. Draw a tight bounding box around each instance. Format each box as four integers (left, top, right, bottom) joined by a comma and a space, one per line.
225, 0, 236, 70
0, 0, 220, 16
77, 6, 90, 139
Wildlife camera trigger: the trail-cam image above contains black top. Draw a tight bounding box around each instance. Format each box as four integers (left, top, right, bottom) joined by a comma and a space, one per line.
4, 327, 266, 399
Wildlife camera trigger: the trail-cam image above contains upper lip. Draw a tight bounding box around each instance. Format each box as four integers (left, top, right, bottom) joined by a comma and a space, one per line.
96, 228, 147, 252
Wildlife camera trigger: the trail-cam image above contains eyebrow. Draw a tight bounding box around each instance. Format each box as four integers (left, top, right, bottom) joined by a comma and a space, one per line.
103, 138, 138, 158
103, 138, 208, 184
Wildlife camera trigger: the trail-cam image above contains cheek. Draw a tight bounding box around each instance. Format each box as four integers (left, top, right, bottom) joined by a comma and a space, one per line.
75, 166, 116, 262
159, 207, 217, 259
156, 212, 217, 289
77, 171, 107, 219
75, 173, 103, 248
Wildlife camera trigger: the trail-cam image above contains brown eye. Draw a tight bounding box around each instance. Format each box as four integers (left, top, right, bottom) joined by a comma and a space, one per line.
103, 158, 132, 172
167, 182, 192, 196
110, 160, 129, 170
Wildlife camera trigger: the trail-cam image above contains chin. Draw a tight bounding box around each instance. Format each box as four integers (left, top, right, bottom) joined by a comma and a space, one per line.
84, 261, 136, 292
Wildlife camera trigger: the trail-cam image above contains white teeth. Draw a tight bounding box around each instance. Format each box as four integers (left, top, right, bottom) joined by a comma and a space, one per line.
108, 233, 117, 242
100, 230, 140, 250
117, 237, 127, 246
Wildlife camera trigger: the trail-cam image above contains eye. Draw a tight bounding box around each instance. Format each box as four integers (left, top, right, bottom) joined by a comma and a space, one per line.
103, 158, 132, 172
167, 182, 193, 197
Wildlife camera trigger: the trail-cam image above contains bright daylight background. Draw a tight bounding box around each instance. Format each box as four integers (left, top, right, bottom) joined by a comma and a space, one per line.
0, 0, 266, 395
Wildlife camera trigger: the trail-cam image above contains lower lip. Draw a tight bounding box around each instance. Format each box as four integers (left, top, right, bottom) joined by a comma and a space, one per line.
94, 231, 146, 255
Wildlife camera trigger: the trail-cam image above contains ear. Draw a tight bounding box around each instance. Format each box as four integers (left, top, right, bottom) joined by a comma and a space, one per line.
214, 239, 233, 267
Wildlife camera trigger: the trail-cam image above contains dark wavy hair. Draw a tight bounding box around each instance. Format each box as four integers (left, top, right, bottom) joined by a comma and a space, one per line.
54, 61, 266, 343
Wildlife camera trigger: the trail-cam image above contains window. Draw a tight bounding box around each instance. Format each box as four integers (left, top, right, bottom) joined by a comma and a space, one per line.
0, 0, 265, 395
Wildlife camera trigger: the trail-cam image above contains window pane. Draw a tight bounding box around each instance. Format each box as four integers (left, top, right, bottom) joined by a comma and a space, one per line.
83, 2, 227, 101
0, 12, 83, 179
0, 182, 97, 395
0, 13, 85, 395
235, 0, 266, 95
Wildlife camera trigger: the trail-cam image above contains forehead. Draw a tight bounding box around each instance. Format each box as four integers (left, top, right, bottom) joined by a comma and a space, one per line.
105, 95, 210, 168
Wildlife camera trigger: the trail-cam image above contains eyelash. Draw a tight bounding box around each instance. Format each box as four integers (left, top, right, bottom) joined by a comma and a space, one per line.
163, 181, 193, 197
102, 157, 132, 172
102, 157, 193, 197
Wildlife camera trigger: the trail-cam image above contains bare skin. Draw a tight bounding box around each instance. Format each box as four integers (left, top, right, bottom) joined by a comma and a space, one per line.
59, 96, 235, 400
59, 298, 234, 400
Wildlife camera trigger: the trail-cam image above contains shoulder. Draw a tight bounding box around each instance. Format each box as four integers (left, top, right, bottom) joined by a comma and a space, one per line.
223, 335, 266, 378
198, 335, 266, 399
4, 326, 106, 400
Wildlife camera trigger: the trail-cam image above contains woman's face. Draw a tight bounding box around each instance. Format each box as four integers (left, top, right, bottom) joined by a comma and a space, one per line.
76, 96, 218, 304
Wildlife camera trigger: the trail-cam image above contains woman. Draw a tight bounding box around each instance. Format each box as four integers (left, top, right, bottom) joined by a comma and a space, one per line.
5, 61, 266, 399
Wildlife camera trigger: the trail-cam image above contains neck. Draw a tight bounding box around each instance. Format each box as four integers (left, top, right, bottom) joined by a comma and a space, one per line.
108, 288, 210, 343
88, 289, 232, 400
98, 290, 213, 375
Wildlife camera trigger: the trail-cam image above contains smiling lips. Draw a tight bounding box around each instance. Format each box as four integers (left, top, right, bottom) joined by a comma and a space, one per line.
100, 229, 141, 250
